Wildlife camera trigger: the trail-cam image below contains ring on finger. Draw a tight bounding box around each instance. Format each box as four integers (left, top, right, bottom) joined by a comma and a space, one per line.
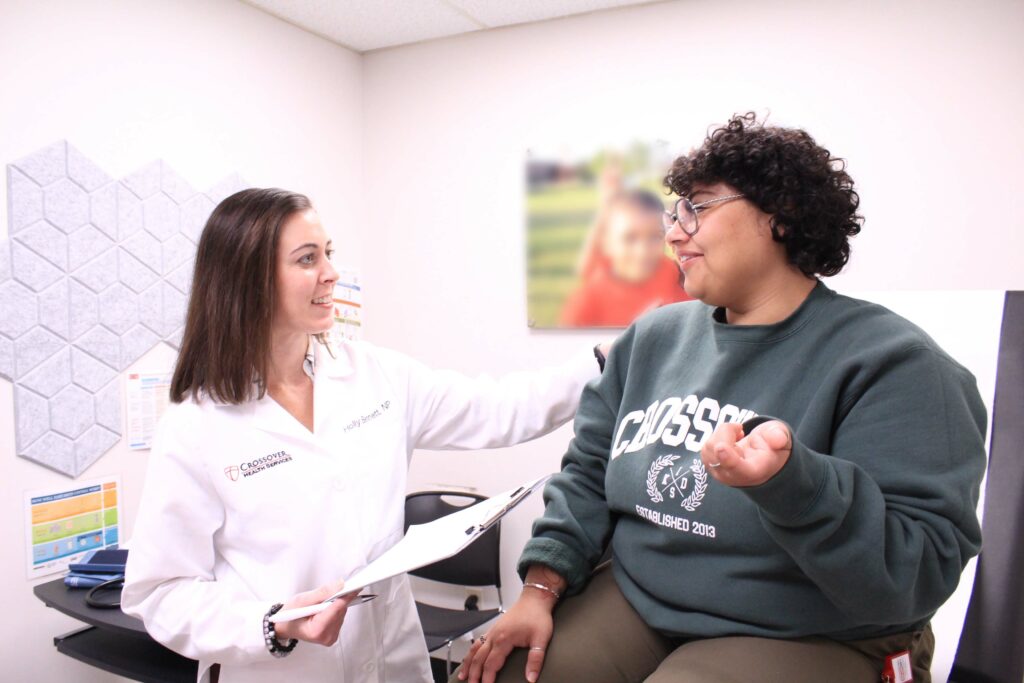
708, 461, 721, 468
529, 647, 545, 652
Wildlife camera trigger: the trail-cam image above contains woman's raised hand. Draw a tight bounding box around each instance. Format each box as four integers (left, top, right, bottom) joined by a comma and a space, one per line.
274, 579, 355, 646
701, 420, 792, 488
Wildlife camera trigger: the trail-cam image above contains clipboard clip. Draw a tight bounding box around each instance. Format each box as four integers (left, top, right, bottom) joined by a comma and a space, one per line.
463, 483, 534, 535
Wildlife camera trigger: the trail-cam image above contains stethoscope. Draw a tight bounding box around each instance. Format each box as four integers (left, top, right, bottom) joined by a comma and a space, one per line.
85, 577, 125, 609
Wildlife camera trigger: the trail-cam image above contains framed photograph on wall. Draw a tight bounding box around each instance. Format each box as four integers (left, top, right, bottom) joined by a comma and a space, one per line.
526, 140, 691, 329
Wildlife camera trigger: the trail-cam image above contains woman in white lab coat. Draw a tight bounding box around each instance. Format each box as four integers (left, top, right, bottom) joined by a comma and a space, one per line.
121, 188, 604, 683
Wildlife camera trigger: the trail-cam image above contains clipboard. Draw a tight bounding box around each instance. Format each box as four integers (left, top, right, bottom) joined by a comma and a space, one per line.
271, 474, 550, 623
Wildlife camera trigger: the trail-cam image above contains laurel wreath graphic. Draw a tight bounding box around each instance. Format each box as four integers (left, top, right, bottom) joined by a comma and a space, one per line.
645, 455, 707, 511
646, 454, 679, 503
681, 458, 707, 512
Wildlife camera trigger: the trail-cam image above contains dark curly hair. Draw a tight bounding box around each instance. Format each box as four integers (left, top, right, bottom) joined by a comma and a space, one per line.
665, 113, 862, 277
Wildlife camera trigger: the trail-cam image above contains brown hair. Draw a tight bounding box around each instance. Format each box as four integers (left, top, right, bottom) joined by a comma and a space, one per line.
171, 187, 314, 404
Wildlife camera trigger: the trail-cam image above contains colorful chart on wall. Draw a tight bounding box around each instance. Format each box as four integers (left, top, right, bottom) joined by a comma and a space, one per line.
126, 371, 173, 450
332, 267, 363, 342
526, 140, 691, 329
24, 476, 121, 579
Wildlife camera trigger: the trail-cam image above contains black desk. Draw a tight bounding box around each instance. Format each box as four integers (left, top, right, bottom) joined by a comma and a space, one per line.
34, 578, 198, 682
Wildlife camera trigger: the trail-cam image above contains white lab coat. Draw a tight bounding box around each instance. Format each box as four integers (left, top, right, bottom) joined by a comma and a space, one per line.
122, 339, 597, 683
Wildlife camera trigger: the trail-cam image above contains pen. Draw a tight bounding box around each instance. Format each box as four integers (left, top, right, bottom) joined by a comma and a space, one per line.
269, 593, 377, 624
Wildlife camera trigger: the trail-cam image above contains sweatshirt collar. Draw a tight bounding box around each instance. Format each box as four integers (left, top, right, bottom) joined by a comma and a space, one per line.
711, 280, 833, 344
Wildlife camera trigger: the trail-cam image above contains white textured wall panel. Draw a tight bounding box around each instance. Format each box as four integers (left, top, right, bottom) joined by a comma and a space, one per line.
0, 141, 247, 477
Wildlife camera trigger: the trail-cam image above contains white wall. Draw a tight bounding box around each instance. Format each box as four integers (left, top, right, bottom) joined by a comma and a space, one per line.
0, 0, 363, 680
361, 0, 1024, 677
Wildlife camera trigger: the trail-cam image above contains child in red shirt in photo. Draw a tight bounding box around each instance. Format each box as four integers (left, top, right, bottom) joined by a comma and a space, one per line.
561, 186, 691, 327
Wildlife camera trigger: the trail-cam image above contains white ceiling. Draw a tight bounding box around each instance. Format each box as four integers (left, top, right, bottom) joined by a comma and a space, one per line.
241, 0, 663, 52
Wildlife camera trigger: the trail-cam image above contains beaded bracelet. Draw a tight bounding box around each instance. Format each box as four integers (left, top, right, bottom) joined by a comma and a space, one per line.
523, 581, 562, 600
263, 603, 298, 658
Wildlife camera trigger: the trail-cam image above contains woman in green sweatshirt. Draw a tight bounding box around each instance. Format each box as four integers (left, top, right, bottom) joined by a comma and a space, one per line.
457, 113, 986, 683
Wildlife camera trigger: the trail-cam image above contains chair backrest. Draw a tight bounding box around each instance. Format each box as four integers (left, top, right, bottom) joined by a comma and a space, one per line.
404, 491, 501, 589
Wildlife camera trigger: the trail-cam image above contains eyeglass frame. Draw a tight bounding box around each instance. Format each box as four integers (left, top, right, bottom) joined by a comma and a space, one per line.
662, 193, 745, 237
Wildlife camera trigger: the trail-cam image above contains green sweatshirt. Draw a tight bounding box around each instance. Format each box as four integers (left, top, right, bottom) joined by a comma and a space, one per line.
519, 282, 986, 640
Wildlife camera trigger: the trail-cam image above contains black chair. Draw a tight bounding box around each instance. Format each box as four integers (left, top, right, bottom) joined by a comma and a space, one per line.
405, 491, 504, 676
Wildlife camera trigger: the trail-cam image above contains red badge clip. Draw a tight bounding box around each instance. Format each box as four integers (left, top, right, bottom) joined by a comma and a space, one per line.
881, 650, 913, 683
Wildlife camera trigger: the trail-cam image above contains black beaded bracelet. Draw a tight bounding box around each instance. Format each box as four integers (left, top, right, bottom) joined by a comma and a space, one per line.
263, 603, 298, 658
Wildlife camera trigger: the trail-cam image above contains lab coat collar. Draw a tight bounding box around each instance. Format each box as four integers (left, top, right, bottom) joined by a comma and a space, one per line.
315, 336, 356, 379
209, 336, 356, 440
206, 336, 354, 409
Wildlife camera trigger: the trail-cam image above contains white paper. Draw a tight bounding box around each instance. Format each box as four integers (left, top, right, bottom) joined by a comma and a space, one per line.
271, 475, 549, 623
126, 371, 172, 450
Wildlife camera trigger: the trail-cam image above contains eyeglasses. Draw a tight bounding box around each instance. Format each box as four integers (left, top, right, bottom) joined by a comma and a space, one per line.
662, 193, 745, 237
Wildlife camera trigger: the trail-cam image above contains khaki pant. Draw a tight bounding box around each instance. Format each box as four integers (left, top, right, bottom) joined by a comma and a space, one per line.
453, 563, 934, 683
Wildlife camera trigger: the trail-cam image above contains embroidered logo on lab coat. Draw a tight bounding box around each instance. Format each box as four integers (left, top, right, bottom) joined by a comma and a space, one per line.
223, 451, 294, 481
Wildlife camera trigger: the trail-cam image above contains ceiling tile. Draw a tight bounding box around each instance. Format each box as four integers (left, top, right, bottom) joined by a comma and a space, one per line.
243, 0, 483, 51
448, 0, 657, 27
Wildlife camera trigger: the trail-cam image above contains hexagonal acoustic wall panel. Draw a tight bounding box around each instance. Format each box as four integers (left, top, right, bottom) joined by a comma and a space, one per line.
1, 141, 249, 476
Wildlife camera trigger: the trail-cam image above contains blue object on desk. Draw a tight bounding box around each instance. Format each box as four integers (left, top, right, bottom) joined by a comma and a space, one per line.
64, 572, 123, 589
68, 547, 127, 574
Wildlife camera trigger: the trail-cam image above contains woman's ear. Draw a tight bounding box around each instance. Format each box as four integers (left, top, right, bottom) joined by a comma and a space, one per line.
768, 215, 786, 239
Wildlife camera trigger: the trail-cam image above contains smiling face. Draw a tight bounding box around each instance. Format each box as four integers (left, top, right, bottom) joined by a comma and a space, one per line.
272, 208, 339, 337
666, 182, 788, 309
602, 203, 667, 283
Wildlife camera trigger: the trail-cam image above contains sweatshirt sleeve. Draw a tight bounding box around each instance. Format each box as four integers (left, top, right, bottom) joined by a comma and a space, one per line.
372, 345, 599, 451
517, 326, 636, 594
121, 405, 271, 666
742, 346, 987, 625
